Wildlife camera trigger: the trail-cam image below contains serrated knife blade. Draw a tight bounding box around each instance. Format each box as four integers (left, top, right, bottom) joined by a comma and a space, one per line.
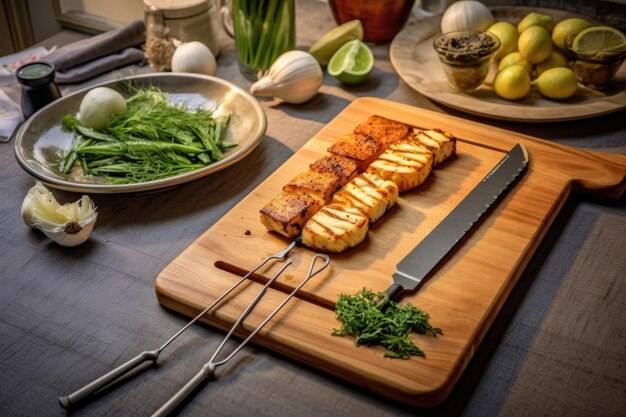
384, 143, 529, 301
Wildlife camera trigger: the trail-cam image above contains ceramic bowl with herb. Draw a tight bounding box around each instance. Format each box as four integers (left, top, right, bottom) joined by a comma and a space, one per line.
433, 31, 500, 93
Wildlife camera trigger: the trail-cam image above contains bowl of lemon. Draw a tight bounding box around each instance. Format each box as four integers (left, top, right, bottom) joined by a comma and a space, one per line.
390, 5, 626, 121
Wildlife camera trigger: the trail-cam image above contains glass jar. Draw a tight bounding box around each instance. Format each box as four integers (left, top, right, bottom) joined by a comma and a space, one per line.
16, 62, 61, 119
144, 0, 220, 64
433, 31, 500, 93
564, 27, 626, 90
221, 0, 296, 80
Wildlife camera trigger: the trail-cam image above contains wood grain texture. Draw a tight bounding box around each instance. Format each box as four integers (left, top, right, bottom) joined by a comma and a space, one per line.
390, 7, 626, 122
155, 98, 626, 406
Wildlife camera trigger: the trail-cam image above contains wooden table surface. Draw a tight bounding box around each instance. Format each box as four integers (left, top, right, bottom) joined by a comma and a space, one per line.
1, 1, 625, 417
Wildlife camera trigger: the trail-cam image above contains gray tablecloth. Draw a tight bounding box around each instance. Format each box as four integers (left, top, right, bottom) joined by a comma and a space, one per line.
1, 1, 625, 417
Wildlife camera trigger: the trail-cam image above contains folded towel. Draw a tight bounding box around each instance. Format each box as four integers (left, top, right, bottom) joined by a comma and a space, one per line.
54, 47, 145, 84
46, 20, 146, 84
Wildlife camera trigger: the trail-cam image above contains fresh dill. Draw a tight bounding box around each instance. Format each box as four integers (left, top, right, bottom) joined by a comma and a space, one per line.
332, 288, 442, 359
59, 84, 234, 184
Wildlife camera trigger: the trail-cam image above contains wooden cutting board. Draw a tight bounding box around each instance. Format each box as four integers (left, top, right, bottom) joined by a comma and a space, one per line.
155, 98, 626, 406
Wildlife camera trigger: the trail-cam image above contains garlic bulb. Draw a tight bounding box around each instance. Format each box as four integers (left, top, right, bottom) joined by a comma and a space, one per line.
250, 51, 323, 104
171, 41, 217, 76
22, 182, 98, 247
441, 1, 494, 33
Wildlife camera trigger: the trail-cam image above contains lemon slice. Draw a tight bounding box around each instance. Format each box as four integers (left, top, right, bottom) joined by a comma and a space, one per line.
308, 20, 364, 66
572, 26, 626, 54
327, 39, 373, 85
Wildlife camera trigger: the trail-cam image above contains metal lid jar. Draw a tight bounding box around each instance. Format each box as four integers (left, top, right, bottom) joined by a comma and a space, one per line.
144, 0, 220, 70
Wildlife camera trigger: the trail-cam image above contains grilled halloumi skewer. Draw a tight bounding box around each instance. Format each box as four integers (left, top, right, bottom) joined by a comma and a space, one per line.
332, 172, 399, 223
260, 190, 324, 238
410, 128, 457, 167
260, 153, 360, 238
367, 138, 433, 192
302, 172, 398, 252
301, 203, 369, 253
283, 170, 344, 204
310, 155, 359, 184
327, 132, 383, 172
260, 116, 456, 241
354, 115, 410, 146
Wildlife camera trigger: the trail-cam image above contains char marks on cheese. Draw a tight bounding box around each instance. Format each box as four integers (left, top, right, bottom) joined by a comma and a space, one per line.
283, 170, 343, 204
332, 172, 399, 223
260, 114, 457, 245
260, 191, 324, 238
327, 132, 383, 172
367, 138, 433, 192
310, 155, 359, 184
354, 115, 410, 146
410, 128, 457, 167
301, 171, 399, 252
301, 203, 369, 253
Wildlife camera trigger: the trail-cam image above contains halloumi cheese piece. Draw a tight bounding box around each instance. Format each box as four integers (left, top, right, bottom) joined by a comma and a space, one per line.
411, 128, 457, 167
260, 190, 324, 238
332, 172, 398, 223
327, 132, 383, 172
354, 115, 410, 146
301, 203, 369, 253
367, 139, 433, 192
310, 155, 359, 185
283, 170, 343, 204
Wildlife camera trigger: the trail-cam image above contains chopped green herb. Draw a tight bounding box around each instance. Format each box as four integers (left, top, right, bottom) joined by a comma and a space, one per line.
332, 288, 442, 359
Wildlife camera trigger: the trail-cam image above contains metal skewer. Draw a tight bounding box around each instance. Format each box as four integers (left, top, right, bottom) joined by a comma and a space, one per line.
58, 241, 298, 409
151, 253, 331, 417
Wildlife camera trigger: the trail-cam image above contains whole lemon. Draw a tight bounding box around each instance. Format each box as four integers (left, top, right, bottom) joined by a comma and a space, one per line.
494, 64, 531, 100
498, 51, 533, 74
551, 18, 592, 50
518, 26, 553, 64
535, 51, 568, 77
534, 67, 578, 99
518, 12, 554, 33
487, 22, 519, 60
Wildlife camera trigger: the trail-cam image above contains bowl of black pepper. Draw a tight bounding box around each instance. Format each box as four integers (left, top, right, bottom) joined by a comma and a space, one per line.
433, 31, 500, 93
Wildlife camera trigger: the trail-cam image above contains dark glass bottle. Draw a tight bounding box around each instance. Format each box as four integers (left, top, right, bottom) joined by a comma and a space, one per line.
16, 61, 61, 119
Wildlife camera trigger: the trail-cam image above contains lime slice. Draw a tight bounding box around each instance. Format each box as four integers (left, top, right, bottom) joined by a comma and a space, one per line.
327, 39, 373, 85
572, 26, 626, 54
308, 20, 364, 66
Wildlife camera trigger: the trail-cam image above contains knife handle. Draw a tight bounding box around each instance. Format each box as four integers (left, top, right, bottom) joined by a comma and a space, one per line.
384, 283, 405, 302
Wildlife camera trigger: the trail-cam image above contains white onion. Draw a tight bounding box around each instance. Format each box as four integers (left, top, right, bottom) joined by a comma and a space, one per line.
79, 87, 127, 131
171, 41, 217, 76
441, 1, 494, 33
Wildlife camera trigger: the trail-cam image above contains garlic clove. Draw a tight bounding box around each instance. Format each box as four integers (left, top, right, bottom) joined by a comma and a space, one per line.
21, 191, 38, 228
22, 182, 98, 247
250, 50, 323, 104
40, 216, 97, 247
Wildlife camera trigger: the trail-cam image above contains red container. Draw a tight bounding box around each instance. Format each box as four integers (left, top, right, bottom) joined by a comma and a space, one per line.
329, 0, 415, 43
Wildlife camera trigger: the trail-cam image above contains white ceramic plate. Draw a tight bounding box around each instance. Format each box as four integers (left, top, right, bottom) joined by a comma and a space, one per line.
390, 7, 626, 122
14, 73, 267, 193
